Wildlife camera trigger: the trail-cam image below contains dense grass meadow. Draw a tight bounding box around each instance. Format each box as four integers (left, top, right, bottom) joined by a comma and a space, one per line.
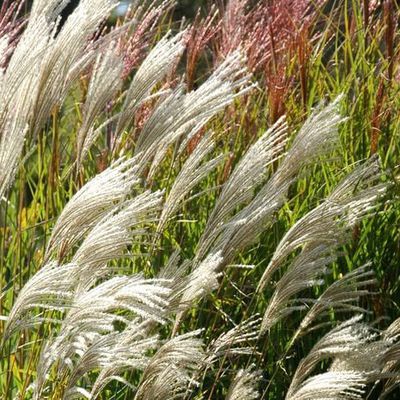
2, 0, 400, 398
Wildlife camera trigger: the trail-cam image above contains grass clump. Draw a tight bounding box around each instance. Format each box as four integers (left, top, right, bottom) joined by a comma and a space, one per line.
1, 1, 400, 399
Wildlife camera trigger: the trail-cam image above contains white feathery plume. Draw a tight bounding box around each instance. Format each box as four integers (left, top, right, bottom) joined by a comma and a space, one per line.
257, 203, 345, 293
208, 315, 261, 362
72, 190, 163, 284
35, 277, 170, 397
157, 251, 191, 312
0, 110, 29, 198
76, 44, 123, 168
0, 6, 45, 197
1, 6, 50, 105
385, 318, 400, 340
184, 317, 262, 398
45, 157, 139, 260
286, 371, 367, 400
156, 131, 225, 235
161, 317, 262, 399
290, 315, 373, 381
173, 252, 223, 334
4, 262, 78, 339
65, 321, 160, 400
260, 244, 336, 333
0, 10, 48, 197
134, 50, 253, 178
286, 316, 379, 400
27, 0, 118, 134
329, 340, 388, 380
273, 96, 344, 187
379, 318, 400, 397
178, 251, 223, 312
196, 116, 288, 260
197, 97, 343, 266
296, 266, 375, 338
66, 274, 171, 328
175, 50, 253, 155
259, 158, 386, 333
207, 314, 261, 363
0, 0, 119, 197
114, 31, 187, 138
134, 330, 205, 400
225, 367, 262, 400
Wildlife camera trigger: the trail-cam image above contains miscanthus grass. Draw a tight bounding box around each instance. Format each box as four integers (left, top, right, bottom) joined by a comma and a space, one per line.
0, 1, 399, 399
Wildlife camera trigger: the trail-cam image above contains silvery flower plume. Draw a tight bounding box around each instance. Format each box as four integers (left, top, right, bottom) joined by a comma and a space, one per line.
133, 50, 253, 179
269, 95, 344, 188
76, 14, 180, 168
156, 250, 192, 313
289, 315, 374, 381
0, 12, 38, 198
259, 157, 386, 334
286, 371, 366, 400
196, 97, 343, 266
195, 116, 289, 260
156, 131, 225, 236
71, 190, 163, 284
114, 31, 187, 139
67, 274, 170, 329
3, 262, 78, 340
225, 367, 262, 400
64, 320, 160, 400
260, 244, 338, 334
220, 98, 342, 260
259, 159, 386, 333
35, 277, 170, 397
134, 330, 205, 400
217, 94, 342, 236
175, 49, 253, 154
296, 265, 375, 338
76, 43, 124, 169
45, 157, 139, 260
207, 314, 261, 362
25, 0, 119, 134
177, 252, 223, 311
380, 317, 400, 397
172, 252, 223, 334
182, 317, 261, 396
0, 105, 29, 198
329, 340, 388, 382
286, 316, 381, 400
0, 0, 119, 197
257, 155, 387, 292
